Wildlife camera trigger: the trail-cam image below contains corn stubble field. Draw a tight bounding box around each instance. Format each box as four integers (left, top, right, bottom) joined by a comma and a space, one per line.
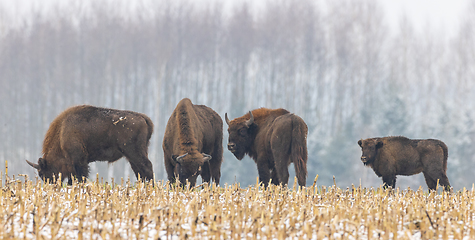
0, 172, 474, 240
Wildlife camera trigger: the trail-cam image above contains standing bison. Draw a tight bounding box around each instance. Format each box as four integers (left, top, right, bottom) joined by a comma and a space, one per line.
225, 108, 308, 187
26, 105, 154, 184
162, 98, 223, 187
358, 136, 450, 190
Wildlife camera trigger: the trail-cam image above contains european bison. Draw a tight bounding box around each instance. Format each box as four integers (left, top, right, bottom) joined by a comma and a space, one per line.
162, 98, 223, 187
26, 105, 154, 184
225, 108, 308, 187
358, 136, 450, 190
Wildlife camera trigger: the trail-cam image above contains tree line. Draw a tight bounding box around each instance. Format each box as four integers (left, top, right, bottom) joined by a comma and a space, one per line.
0, 0, 474, 189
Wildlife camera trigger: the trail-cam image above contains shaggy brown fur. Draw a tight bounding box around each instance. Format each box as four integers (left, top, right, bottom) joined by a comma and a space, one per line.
26, 105, 154, 184
358, 136, 450, 190
162, 98, 223, 187
226, 108, 308, 187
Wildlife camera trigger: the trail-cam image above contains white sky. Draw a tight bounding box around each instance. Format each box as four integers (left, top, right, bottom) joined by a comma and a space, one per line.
381, 0, 470, 36
0, 0, 471, 37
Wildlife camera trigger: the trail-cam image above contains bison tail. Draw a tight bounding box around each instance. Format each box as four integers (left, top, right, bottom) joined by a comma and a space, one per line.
291, 116, 308, 187
439, 141, 448, 171
143, 114, 154, 143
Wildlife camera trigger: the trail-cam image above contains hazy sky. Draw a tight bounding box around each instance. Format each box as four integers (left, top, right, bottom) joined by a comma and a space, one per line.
381, 0, 469, 36
0, 0, 471, 37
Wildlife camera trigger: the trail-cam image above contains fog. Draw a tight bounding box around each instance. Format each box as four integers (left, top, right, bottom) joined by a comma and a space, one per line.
0, 0, 474, 189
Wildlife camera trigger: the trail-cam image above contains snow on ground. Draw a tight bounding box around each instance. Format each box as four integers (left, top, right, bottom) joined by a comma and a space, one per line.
0, 178, 474, 239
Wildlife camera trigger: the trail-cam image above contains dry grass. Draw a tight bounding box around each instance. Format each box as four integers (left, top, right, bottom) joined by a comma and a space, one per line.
0, 171, 474, 239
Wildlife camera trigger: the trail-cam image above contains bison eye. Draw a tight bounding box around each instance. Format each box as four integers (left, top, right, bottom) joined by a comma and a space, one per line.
239, 128, 247, 136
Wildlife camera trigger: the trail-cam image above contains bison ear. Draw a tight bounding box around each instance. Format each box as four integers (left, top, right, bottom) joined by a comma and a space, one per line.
376, 140, 383, 149
358, 140, 363, 147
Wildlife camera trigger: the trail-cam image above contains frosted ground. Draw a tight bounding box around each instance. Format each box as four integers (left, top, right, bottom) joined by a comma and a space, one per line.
1, 174, 474, 239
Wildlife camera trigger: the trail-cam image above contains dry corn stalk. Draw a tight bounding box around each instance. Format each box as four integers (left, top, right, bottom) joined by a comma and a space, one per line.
0, 173, 472, 239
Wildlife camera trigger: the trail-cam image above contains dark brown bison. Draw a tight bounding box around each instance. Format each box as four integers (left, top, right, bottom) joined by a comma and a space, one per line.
26, 105, 154, 184
358, 136, 450, 190
225, 108, 308, 187
162, 98, 223, 187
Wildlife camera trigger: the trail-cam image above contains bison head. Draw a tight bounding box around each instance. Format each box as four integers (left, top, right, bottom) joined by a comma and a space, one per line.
358, 138, 383, 165
172, 152, 211, 186
26, 158, 59, 182
225, 111, 257, 160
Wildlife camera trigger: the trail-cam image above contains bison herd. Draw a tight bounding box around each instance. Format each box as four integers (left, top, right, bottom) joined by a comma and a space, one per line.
26, 98, 451, 191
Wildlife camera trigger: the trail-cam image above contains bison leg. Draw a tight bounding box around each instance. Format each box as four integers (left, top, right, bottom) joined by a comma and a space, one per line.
62, 138, 88, 184
126, 155, 153, 181
422, 158, 451, 191
164, 154, 176, 184
270, 133, 292, 186
270, 168, 279, 185
256, 158, 272, 188
121, 132, 154, 181
122, 147, 153, 181
421, 152, 451, 191
438, 174, 451, 191
270, 150, 290, 186
423, 171, 450, 191
201, 162, 211, 183
209, 160, 221, 185
382, 175, 396, 189
209, 141, 223, 185
422, 173, 437, 190
275, 161, 290, 187
128, 159, 153, 181
74, 163, 90, 183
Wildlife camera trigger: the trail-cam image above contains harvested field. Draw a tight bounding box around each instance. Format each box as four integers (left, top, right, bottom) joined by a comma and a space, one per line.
0, 173, 474, 239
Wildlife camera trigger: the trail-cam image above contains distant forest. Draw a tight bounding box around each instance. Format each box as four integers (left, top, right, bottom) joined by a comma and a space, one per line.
1, 0, 474, 189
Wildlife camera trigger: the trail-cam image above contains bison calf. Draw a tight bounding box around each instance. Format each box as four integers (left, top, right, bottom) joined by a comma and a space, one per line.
26, 105, 154, 184
225, 108, 308, 187
358, 136, 450, 190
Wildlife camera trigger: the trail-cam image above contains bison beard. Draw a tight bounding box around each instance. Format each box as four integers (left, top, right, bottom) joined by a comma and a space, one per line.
162, 98, 223, 187
26, 105, 154, 184
226, 108, 308, 187
358, 136, 451, 191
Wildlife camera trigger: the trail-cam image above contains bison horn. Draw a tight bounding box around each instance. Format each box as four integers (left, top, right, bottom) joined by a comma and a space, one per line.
245, 111, 254, 127
202, 153, 212, 162
26, 160, 40, 169
175, 153, 188, 164
225, 113, 231, 125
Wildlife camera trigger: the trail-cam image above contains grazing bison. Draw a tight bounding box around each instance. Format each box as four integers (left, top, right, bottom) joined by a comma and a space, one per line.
26, 105, 154, 184
225, 108, 308, 187
162, 98, 223, 187
358, 136, 450, 190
